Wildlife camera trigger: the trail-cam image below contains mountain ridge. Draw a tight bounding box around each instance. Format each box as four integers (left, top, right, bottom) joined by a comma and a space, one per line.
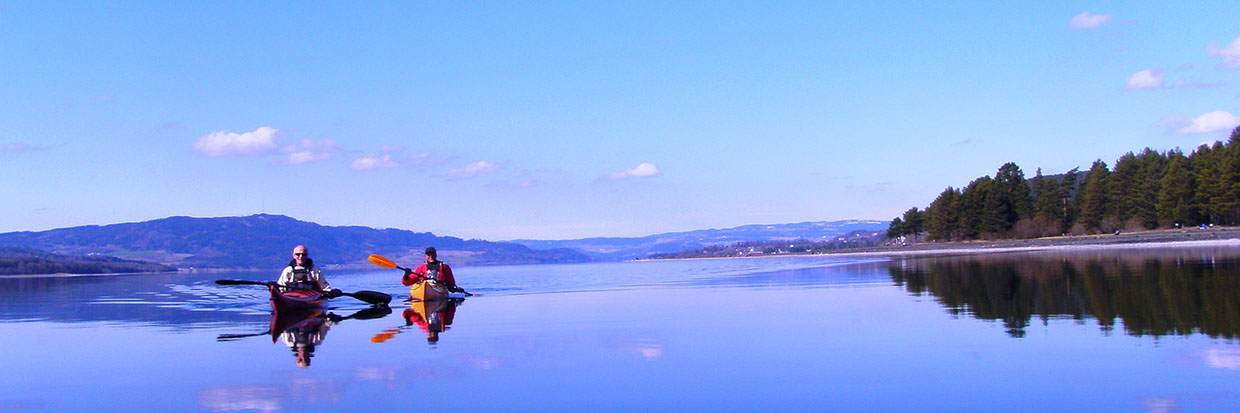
510, 219, 889, 260
0, 214, 589, 269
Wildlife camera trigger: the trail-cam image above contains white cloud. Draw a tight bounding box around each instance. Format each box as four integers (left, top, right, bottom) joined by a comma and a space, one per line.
1207, 37, 1240, 69
609, 162, 662, 180
1177, 110, 1239, 135
192, 127, 280, 156
350, 154, 400, 170
1124, 69, 1164, 90
1069, 12, 1111, 29
449, 161, 500, 178
278, 139, 340, 165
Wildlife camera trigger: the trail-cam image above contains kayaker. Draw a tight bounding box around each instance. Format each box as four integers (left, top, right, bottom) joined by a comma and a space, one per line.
401, 247, 461, 292
278, 245, 342, 297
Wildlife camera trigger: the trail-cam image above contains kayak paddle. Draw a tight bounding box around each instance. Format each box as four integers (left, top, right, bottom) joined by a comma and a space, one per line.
217, 306, 392, 342
214, 279, 392, 306
367, 254, 474, 296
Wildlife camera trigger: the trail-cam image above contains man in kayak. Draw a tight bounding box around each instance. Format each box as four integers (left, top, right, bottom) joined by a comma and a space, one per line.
401, 247, 462, 293
278, 245, 342, 297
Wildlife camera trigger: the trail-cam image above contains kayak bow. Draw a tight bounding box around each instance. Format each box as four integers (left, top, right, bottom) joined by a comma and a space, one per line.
269, 284, 328, 312
409, 280, 449, 302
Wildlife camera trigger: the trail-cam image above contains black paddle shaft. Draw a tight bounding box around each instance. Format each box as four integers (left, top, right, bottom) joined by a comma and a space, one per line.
214, 279, 392, 306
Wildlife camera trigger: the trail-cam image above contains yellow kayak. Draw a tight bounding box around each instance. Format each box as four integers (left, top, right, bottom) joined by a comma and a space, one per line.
409, 280, 449, 302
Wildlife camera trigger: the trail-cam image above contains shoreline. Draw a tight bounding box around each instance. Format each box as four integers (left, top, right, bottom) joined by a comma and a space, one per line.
824, 227, 1240, 258
643, 227, 1240, 262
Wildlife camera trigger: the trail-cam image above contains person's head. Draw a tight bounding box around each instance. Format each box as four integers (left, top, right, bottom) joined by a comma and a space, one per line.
424, 247, 437, 263
293, 245, 308, 265
294, 344, 314, 368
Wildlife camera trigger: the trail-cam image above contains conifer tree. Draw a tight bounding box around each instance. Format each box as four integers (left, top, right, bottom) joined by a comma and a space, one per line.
925, 187, 960, 241
1157, 150, 1196, 226
1079, 160, 1110, 231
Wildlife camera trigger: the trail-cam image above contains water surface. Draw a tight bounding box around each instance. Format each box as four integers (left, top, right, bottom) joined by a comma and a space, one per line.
1, 247, 1238, 411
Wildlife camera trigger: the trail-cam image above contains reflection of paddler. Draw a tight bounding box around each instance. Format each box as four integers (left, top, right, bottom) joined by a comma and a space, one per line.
270, 309, 332, 368
403, 299, 458, 344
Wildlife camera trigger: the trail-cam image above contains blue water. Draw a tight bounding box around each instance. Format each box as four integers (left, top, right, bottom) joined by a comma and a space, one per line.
1, 249, 1239, 411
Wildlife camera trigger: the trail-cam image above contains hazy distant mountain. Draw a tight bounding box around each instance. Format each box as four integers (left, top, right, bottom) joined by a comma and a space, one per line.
511, 220, 888, 260
0, 214, 589, 269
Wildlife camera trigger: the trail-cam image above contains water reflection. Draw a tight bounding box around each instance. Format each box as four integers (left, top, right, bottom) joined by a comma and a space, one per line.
370, 299, 463, 345
218, 306, 392, 367
888, 247, 1240, 339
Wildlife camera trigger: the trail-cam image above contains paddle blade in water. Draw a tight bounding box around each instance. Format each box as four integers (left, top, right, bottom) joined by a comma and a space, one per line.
348, 290, 393, 306
368, 254, 397, 269
215, 279, 270, 286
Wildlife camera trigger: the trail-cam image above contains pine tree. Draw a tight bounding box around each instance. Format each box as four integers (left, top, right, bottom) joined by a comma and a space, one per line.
992, 162, 1033, 231
1079, 160, 1110, 231
961, 176, 997, 238
1157, 150, 1196, 226
925, 187, 961, 241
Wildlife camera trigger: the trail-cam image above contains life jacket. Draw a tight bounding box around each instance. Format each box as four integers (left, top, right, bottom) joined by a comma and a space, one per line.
425, 260, 442, 283
286, 258, 318, 291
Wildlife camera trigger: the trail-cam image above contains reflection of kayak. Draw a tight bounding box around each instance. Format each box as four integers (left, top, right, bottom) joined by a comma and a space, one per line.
269, 284, 328, 312
407, 298, 449, 320
409, 280, 449, 301
268, 308, 324, 343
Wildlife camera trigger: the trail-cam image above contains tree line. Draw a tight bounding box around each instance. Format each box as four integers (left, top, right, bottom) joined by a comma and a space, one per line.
888, 126, 1240, 241
0, 247, 174, 275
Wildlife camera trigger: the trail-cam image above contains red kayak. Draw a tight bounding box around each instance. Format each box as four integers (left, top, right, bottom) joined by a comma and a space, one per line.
268, 284, 328, 312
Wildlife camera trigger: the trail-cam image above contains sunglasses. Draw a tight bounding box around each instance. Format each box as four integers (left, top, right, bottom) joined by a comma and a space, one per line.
294, 253, 307, 256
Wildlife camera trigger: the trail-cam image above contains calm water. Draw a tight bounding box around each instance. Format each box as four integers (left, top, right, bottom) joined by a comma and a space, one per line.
2, 246, 1240, 411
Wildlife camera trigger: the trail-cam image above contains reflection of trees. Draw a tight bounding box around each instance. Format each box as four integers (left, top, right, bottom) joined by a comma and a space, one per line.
889, 250, 1240, 339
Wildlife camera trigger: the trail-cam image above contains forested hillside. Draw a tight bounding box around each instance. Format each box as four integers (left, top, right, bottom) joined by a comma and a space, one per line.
0, 247, 174, 275
887, 126, 1240, 241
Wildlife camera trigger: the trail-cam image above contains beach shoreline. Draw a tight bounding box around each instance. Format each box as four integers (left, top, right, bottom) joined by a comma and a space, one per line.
828, 227, 1240, 258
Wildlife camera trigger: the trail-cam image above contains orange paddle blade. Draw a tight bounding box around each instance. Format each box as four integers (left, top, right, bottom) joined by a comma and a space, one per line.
368, 254, 397, 269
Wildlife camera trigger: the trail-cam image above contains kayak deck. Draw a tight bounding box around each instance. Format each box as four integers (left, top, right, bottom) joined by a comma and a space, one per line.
269, 285, 328, 312
409, 280, 449, 302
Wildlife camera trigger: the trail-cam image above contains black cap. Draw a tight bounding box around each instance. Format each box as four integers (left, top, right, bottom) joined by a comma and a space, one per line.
424, 247, 437, 258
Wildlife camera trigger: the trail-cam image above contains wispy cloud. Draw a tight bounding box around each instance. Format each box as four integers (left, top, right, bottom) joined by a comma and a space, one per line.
1207, 37, 1240, 69
0, 143, 37, 153
407, 152, 454, 167
156, 122, 187, 133
350, 145, 455, 171
350, 154, 400, 170
608, 162, 662, 180
449, 161, 500, 178
1124, 69, 1164, 90
277, 139, 340, 165
192, 127, 280, 156
1069, 12, 1111, 30
1170, 78, 1227, 89
1177, 110, 1239, 135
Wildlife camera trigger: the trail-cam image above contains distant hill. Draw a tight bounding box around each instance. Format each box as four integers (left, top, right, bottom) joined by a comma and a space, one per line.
0, 214, 589, 269
0, 247, 175, 275
511, 220, 888, 260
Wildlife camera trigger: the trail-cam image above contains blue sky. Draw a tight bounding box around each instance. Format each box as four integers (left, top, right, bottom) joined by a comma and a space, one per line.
2, 2, 1239, 240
